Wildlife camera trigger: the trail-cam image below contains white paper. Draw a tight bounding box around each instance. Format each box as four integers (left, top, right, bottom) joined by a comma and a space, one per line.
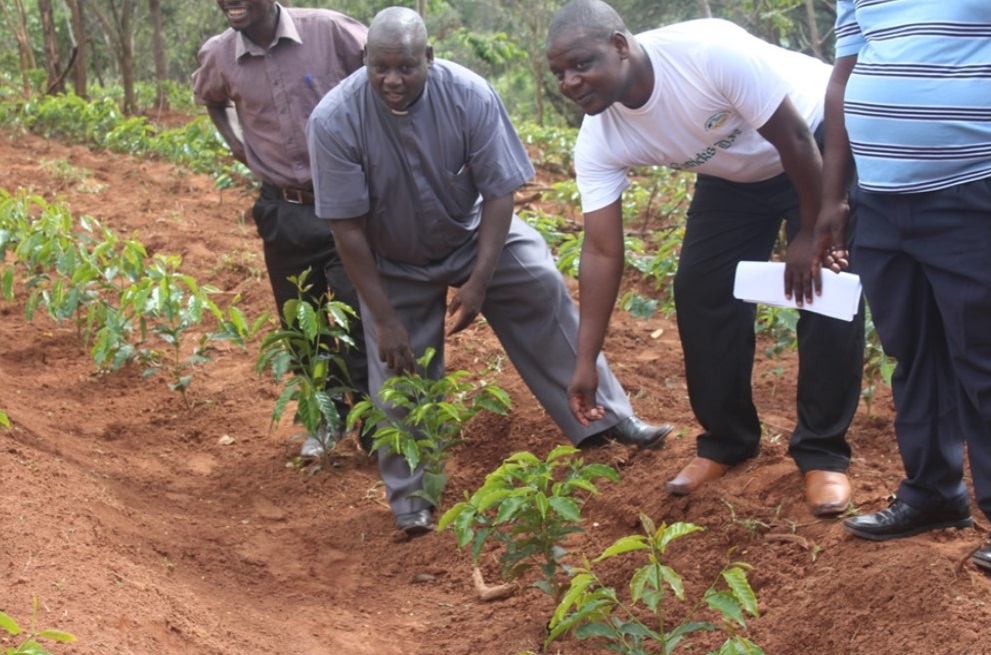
732, 261, 862, 322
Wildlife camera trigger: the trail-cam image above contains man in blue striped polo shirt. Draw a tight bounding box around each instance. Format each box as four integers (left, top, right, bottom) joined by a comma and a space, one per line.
816, 1, 991, 572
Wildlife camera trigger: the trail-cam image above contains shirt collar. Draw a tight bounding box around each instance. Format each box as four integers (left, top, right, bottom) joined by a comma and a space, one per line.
234, 4, 302, 60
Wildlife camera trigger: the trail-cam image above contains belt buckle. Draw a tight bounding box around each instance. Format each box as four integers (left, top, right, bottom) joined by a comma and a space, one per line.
283, 188, 305, 205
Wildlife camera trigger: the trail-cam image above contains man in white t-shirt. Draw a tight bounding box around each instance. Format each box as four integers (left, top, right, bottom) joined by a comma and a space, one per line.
546, 0, 865, 516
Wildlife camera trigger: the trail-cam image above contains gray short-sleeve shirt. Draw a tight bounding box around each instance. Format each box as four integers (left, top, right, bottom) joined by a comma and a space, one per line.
307, 59, 535, 265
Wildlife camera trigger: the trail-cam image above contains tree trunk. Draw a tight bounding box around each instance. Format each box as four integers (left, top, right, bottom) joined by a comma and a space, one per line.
39, 0, 65, 93
696, 0, 713, 18
63, 0, 88, 96
90, 0, 137, 113
120, 0, 135, 114
149, 0, 168, 111
0, 0, 37, 96
804, 0, 823, 59
415, 0, 427, 17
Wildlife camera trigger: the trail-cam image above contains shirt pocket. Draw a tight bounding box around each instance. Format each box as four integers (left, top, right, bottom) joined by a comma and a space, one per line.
440, 165, 480, 219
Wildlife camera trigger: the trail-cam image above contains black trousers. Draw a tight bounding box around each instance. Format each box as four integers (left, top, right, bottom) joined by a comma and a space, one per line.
252, 184, 369, 400
854, 177, 991, 521
673, 172, 864, 471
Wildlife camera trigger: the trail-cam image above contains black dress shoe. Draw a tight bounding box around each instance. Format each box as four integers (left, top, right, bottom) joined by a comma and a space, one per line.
973, 539, 991, 573
843, 498, 972, 541
395, 509, 434, 536
604, 416, 672, 449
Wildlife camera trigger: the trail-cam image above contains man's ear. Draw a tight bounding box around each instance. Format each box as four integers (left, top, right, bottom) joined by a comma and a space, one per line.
426, 44, 435, 67
361, 45, 368, 65
611, 31, 631, 59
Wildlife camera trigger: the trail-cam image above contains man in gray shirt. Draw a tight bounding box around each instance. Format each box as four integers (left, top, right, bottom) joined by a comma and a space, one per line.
194, 1, 370, 454
308, 6, 672, 536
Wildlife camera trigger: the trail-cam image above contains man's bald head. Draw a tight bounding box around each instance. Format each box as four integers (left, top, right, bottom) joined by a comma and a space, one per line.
367, 6, 428, 53
547, 0, 628, 47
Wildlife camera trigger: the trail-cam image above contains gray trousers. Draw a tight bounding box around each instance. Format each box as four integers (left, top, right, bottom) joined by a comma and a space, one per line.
361, 217, 634, 515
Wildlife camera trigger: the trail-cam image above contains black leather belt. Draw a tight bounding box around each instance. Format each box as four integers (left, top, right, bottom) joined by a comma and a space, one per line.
263, 183, 315, 205
280, 186, 315, 205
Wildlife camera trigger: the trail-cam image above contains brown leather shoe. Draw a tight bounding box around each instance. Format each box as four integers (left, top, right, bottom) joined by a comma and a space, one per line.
804, 470, 851, 516
665, 457, 730, 496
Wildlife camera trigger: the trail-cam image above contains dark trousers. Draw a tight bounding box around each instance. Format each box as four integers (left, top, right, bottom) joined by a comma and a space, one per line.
252, 185, 369, 399
853, 177, 991, 521
674, 172, 864, 471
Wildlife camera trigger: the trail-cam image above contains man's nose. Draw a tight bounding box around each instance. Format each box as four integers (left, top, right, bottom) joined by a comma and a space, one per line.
560, 70, 580, 91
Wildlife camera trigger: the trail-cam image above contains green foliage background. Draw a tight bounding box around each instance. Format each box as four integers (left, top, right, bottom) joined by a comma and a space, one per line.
0, 0, 837, 125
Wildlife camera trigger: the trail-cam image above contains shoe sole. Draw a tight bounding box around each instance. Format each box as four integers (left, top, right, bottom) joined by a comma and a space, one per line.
844, 517, 973, 542
665, 483, 691, 496
402, 524, 434, 536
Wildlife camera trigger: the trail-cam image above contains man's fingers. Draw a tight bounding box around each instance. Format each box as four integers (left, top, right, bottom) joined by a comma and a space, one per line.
568, 395, 591, 426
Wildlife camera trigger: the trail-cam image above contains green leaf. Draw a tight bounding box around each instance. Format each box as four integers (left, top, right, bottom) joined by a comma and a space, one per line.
531, 579, 555, 597
504, 451, 540, 466
657, 564, 685, 600
35, 629, 77, 643
435, 508, 459, 535
546, 444, 580, 461
705, 589, 745, 627
664, 621, 716, 654
581, 462, 621, 482
629, 565, 655, 604
657, 521, 704, 553
470, 526, 494, 562
547, 496, 582, 522
722, 566, 760, 617
574, 621, 617, 640
563, 477, 599, 494
717, 636, 765, 655
493, 494, 526, 524
474, 488, 513, 513
551, 572, 597, 624
534, 491, 549, 518
594, 535, 649, 562
452, 506, 478, 548
0, 409, 10, 429
400, 438, 421, 471
419, 470, 448, 507
11, 640, 49, 655
0, 611, 22, 635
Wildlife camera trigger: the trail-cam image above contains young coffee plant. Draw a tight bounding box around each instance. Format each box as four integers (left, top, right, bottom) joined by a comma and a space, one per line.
0, 408, 9, 429
861, 306, 894, 416
438, 445, 619, 600
349, 348, 511, 507
0, 597, 77, 655
256, 270, 360, 455
102, 253, 260, 406
547, 514, 764, 655
754, 306, 799, 359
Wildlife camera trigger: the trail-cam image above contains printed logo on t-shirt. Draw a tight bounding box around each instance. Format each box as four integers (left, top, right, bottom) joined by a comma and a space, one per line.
669, 127, 743, 171
704, 111, 730, 132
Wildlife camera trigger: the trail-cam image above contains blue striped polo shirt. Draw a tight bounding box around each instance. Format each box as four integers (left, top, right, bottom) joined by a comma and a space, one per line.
834, 0, 991, 193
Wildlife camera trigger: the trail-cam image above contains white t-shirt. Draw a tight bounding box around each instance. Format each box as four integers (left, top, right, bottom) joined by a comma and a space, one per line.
575, 19, 831, 213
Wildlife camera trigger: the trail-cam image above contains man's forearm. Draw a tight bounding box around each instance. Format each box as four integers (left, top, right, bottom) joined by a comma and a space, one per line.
466, 194, 514, 290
